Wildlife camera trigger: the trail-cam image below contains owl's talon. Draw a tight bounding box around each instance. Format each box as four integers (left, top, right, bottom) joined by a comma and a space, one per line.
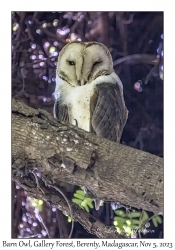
73, 119, 78, 127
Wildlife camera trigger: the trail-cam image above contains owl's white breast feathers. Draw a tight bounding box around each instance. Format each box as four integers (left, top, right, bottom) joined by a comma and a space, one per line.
53, 72, 123, 131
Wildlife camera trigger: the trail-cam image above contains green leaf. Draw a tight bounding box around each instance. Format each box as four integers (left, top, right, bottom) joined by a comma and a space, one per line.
87, 201, 94, 209
73, 193, 85, 200
140, 211, 149, 223
114, 221, 118, 226
128, 211, 141, 218
130, 224, 139, 230
79, 204, 85, 210
76, 190, 86, 196
114, 216, 126, 224
83, 204, 90, 212
126, 219, 140, 227
84, 198, 93, 203
114, 210, 126, 217
152, 217, 158, 227
154, 215, 162, 224
114, 221, 124, 229
130, 219, 140, 225
72, 198, 82, 205
125, 219, 132, 226
72, 198, 90, 211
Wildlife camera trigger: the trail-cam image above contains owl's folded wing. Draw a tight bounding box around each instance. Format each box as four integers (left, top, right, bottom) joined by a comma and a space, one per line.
91, 83, 128, 142
53, 100, 69, 123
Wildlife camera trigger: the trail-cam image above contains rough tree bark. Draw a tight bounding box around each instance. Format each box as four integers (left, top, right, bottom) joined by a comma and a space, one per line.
12, 98, 163, 237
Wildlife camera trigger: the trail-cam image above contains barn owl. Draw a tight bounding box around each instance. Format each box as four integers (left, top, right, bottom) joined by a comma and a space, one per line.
53, 41, 128, 210
53, 41, 128, 142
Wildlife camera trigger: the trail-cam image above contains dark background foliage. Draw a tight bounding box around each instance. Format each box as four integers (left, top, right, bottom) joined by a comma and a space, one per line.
12, 11, 163, 238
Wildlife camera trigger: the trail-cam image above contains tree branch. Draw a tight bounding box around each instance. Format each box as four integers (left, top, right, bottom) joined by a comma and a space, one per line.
12, 174, 124, 238
12, 98, 163, 216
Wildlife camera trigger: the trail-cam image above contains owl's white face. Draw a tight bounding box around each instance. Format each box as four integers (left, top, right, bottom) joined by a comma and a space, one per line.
57, 41, 114, 87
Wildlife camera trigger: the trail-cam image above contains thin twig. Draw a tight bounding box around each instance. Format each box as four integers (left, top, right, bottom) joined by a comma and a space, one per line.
56, 209, 69, 238
26, 23, 34, 41
15, 12, 26, 43
13, 56, 57, 72
113, 54, 158, 66
19, 234, 41, 239
32, 171, 45, 195
35, 211, 51, 238
48, 184, 74, 238
20, 67, 26, 93
145, 64, 158, 84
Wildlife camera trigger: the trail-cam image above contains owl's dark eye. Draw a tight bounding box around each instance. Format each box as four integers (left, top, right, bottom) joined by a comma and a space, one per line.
68, 61, 75, 65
